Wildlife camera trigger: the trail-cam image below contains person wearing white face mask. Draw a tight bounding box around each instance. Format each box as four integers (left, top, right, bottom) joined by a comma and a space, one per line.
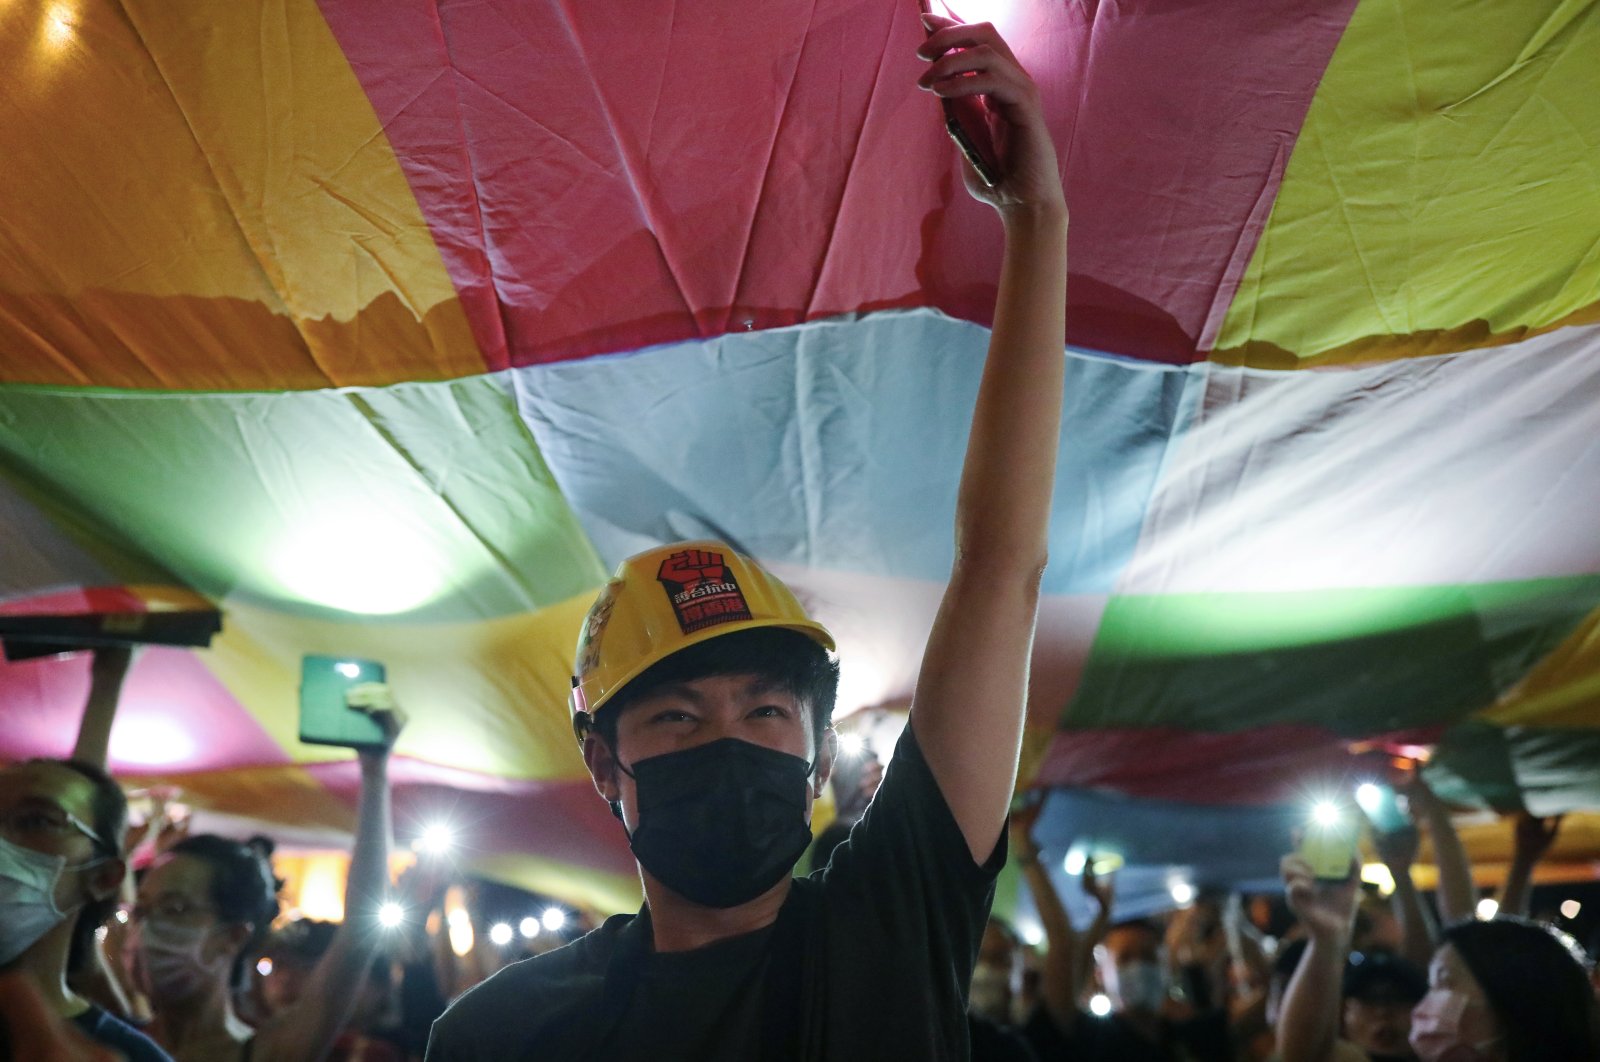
127, 706, 400, 1062
1277, 850, 1600, 1062
0, 757, 173, 1061
1408, 918, 1598, 1062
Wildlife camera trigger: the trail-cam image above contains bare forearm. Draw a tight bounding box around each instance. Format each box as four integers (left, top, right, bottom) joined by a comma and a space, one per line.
1497, 854, 1535, 917
912, 211, 1067, 857
953, 208, 1068, 569
265, 755, 393, 1061
1074, 908, 1110, 1006
1422, 805, 1474, 924
72, 650, 134, 767
1392, 873, 1437, 967
1277, 935, 1344, 1062
1020, 858, 1080, 1021
347, 754, 393, 917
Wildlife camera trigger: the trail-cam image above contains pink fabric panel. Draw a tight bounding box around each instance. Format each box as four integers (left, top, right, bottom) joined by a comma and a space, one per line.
1035, 723, 1449, 806
319, 0, 1356, 366
0, 649, 291, 774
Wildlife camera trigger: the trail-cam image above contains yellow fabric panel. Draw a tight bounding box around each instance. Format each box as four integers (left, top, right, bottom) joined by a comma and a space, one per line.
202, 592, 600, 782
128, 763, 354, 833
1479, 603, 1600, 729
0, 0, 480, 388
468, 852, 643, 919
1407, 810, 1600, 887
1213, 0, 1600, 367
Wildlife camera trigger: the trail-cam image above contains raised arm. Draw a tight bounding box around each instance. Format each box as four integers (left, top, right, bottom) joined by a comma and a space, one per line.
1497, 812, 1560, 918
256, 705, 399, 1062
70, 646, 135, 767
1276, 855, 1357, 1062
1408, 775, 1474, 925
1075, 866, 1114, 1008
1010, 811, 1080, 1028
1370, 820, 1437, 967
911, 15, 1068, 861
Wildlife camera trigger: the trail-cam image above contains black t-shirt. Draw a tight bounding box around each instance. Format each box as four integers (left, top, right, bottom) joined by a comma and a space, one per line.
427, 724, 1004, 1061
70, 1005, 175, 1062
1022, 1006, 1231, 1062
968, 1013, 1039, 1062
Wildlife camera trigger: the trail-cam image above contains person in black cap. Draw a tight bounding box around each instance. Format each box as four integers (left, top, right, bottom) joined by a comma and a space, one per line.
1340, 950, 1426, 1062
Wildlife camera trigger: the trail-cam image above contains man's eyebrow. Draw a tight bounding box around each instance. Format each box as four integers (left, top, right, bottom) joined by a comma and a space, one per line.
647, 682, 709, 705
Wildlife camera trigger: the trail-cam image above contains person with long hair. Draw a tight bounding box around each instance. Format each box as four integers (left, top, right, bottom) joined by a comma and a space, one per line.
1410, 917, 1599, 1062
1277, 850, 1600, 1062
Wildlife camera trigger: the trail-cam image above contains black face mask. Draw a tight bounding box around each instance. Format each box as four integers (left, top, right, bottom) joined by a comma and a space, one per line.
619, 738, 816, 909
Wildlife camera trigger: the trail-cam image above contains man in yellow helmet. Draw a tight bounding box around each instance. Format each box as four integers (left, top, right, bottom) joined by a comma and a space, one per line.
427, 14, 1068, 1060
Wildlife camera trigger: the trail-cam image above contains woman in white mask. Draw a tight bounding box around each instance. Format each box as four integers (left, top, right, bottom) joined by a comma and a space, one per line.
1409, 919, 1598, 1062
1279, 852, 1600, 1062
0, 757, 173, 1061
127, 709, 398, 1062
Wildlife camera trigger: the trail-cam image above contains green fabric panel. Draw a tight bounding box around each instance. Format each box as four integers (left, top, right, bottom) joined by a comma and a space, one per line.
1428, 723, 1600, 815
1214, 0, 1600, 364
1066, 578, 1600, 735
0, 376, 605, 621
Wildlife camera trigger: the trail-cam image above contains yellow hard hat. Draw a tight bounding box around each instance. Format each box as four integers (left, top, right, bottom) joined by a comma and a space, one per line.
570, 541, 835, 742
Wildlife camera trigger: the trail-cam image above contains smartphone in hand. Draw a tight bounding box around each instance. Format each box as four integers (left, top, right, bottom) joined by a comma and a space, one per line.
299, 654, 391, 750
919, 0, 1003, 187
1359, 781, 1409, 834
1300, 803, 1359, 881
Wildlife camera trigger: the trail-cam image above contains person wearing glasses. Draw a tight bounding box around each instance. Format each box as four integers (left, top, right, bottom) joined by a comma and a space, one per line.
124, 707, 400, 1062
0, 755, 173, 1061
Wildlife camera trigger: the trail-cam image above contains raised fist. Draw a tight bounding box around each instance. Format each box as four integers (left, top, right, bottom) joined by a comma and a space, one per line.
658, 549, 728, 592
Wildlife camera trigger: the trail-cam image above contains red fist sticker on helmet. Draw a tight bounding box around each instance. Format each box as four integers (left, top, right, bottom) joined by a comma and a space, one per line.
657, 548, 753, 634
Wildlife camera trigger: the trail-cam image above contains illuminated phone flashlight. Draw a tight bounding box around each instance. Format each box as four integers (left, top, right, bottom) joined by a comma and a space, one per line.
1311, 800, 1343, 828
489, 922, 514, 946
414, 823, 453, 856
336, 661, 362, 679
541, 907, 567, 932
837, 732, 866, 758
1354, 783, 1382, 815
519, 916, 540, 939
378, 901, 404, 928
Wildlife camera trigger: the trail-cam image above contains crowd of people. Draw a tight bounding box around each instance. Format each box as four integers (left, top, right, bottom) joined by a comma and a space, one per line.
3, 14, 1598, 1062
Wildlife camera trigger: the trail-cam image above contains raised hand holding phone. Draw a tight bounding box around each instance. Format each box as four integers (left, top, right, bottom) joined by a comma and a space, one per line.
916, 11, 1065, 217
299, 654, 404, 750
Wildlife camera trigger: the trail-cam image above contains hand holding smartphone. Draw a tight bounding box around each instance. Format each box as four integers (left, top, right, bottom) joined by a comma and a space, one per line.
1299, 801, 1359, 881
299, 654, 399, 750
918, 1, 1003, 188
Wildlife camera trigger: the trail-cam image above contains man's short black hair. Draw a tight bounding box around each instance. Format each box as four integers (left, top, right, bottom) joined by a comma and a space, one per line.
593, 627, 839, 754
1342, 949, 1427, 1004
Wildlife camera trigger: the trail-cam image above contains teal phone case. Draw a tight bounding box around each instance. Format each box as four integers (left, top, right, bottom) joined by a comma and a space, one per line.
299, 654, 388, 749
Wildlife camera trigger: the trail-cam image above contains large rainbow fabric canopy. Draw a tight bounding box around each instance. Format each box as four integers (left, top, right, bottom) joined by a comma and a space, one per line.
2, 0, 1598, 914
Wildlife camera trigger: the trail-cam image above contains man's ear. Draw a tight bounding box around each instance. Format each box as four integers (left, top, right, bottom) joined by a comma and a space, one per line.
811, 727, 837, 799
583, 732, 622, 804
86, 857, 126, 904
